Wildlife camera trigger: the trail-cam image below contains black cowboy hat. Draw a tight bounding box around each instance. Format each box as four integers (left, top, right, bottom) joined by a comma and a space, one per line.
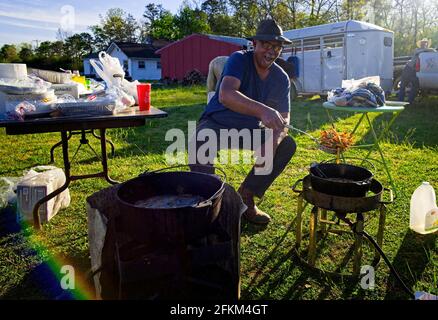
251, 19, 292, 44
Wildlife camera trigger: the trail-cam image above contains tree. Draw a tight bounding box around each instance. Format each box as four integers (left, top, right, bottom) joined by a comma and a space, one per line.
149, 12, 179, 41
337, 0, 368, 21
18, 44, 34, 62
90, 8, 140, 50
201, 0, 240, 36
0, 44, 19, 62
142, 3, 175, 41
35, 41, 51, 58
174, 6, 211, 39
143, 3, 167, 26
64, 33, 94, 60
228, 0, 260, 37
50, 41, 65, 57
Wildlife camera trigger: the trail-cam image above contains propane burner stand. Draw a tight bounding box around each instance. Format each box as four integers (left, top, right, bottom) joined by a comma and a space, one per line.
292, 175, 393, 277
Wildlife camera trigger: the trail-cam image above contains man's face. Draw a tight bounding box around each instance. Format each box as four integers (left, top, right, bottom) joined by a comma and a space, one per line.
254, 40, 283, 70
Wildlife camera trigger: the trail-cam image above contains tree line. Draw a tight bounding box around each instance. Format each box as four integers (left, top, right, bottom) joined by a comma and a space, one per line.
1, 0, 437, 72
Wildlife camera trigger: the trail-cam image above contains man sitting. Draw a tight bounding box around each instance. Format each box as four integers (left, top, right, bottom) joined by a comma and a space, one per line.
191, 19, 297, 225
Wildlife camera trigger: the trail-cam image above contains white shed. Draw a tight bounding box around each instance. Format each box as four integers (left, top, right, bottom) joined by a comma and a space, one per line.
282, 20, 394, 94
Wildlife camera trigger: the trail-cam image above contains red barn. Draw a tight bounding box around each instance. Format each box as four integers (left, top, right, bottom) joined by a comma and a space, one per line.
156, 33, 252, 81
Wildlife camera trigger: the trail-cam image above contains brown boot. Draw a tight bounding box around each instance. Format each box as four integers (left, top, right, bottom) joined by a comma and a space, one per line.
238, 187, 271, 225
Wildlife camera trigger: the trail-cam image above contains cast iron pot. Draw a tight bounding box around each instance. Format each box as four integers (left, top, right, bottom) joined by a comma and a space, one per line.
309, 163, 374, 197
292, 175, 393, 213
116, 166, 226, 243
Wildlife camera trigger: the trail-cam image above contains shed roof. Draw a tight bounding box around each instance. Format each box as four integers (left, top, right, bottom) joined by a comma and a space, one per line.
110, 42, 160, 59
155, 33, 249, 54
205, 34, 251, 47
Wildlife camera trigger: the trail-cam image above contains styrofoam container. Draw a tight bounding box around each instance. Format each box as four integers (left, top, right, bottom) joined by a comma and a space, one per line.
0, 63, 27, 80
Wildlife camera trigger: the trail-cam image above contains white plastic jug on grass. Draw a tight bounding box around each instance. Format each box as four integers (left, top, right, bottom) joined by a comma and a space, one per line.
410, 182, 438, 234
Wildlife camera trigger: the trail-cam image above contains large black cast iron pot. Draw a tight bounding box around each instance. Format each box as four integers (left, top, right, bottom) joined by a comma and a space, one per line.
309, 163, 374, 197
116, 166, 225, 243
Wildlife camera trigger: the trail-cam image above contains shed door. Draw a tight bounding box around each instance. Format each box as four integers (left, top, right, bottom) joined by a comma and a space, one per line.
302, 37, 322, 92
322, 35, 345, 91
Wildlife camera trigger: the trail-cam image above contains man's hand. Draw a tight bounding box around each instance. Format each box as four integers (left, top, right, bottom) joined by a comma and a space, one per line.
259, 107, 287, 131
219, 76, 287, 132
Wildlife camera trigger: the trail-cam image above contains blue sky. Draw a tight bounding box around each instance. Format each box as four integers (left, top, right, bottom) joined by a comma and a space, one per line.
0, 0, 184, 46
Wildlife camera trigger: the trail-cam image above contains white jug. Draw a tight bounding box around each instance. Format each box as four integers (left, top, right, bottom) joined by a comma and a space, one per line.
410, 182, 438, 234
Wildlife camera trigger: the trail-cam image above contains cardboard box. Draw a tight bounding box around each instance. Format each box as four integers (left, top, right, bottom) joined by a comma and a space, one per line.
16, 166, 70, 224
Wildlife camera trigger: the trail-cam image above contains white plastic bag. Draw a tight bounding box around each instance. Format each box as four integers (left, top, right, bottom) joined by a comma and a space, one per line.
106, 86, 135, 110
5, 101, 36, 121
89, 52, 125, 88
90, 51, 138, 106
0, 177, 20, 209
121, 79, 140, 104
342, 76, 380, 91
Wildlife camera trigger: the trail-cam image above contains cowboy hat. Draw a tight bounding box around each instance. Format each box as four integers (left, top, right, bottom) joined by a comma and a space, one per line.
251, 19, 292, 44
417, 38, 432, 48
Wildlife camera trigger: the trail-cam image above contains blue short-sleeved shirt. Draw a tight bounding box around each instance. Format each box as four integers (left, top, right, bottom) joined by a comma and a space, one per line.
201, 50, 290, 130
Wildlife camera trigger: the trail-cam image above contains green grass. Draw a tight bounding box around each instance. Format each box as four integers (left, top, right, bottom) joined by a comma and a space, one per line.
0, 85, 437, 300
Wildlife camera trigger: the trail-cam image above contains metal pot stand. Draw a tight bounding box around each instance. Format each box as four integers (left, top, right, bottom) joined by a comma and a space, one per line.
292, 175, 393, 278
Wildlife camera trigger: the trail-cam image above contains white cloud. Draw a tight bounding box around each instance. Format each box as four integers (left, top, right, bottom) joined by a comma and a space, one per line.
0, 17, 59, 32
0, 3, 97, 30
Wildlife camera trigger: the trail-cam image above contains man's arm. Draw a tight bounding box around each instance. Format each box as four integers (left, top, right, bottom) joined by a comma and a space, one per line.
219, 76, 286, 131
274, 112, 290, 148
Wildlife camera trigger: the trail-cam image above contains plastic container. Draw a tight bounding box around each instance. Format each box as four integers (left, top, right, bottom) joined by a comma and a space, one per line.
410, 182, 438, 234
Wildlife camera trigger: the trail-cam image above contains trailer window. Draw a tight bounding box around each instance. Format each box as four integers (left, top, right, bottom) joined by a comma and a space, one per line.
384, 37, 392, 47
283, 39, 302, 54
303, 37, 320, 51
323, 35, 344, 49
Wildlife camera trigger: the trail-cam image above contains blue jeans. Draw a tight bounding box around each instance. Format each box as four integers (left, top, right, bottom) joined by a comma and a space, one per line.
189, 117, 296, 198
398, 66, 419, 103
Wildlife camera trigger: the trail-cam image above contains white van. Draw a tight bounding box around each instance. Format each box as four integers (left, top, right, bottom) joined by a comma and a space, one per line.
282, 20, 394, 98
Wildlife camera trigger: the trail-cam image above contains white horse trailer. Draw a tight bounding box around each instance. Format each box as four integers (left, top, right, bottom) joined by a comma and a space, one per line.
282, 20, 394, 97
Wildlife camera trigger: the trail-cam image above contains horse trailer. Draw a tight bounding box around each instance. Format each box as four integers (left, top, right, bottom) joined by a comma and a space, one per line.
281, 20, 394, 97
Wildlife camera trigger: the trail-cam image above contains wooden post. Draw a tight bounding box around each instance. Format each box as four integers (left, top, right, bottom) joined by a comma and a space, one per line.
296, 194, 304, 249
320, 209, 328, 233
308, 206, 319, 266
353, 213, 364, 276
375, 205, 387, 261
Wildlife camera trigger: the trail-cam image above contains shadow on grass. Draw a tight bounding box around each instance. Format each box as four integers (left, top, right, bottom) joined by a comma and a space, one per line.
108, 104, 205, 158
290, 98, 352, 133
0, 206, 21, 238
0, 207, 93, 300
104, 99, 353, 163
240, 215, 363, 300
384, 229, 437, 300
339, 102, 438, 149
2, 262, 76, 300
240, 218, 296, 298
2, 253, 94, 300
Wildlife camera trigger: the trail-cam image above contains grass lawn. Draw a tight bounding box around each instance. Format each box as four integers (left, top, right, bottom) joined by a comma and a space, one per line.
0, 85, 437, 300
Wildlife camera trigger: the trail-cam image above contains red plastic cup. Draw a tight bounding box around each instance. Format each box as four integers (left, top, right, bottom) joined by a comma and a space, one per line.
137, 83, 151, 111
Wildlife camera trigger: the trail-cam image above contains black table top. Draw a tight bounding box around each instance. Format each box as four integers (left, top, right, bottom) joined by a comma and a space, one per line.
0, 106, 168, 135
